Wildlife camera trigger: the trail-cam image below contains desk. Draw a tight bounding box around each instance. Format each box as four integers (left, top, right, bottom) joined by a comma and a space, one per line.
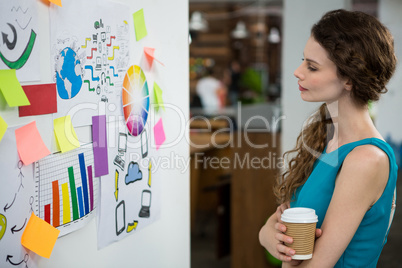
190, 132, 232, 230
190, 128, 281, 267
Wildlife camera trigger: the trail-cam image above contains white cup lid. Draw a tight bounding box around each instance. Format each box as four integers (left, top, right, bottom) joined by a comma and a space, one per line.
281, 207, 318, 223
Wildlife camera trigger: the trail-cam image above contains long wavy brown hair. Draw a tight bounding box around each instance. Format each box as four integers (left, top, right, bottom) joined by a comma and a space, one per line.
274, 9, 397, 204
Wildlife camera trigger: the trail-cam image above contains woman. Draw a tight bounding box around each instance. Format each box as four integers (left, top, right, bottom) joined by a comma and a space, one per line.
259, 9, 398, 267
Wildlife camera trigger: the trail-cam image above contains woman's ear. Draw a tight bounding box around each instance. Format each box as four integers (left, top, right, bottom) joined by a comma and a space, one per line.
344, 79, 353, 91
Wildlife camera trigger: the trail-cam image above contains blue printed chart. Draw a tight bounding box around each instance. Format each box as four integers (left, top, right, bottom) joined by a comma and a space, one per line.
49, 0, 131, 127
34, 143, 98, 236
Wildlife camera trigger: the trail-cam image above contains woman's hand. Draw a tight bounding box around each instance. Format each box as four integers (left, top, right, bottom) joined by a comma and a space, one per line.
259, 202, 323, 265
273, 202, 296, 262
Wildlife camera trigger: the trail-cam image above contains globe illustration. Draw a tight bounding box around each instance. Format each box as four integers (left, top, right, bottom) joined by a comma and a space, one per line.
56, 47, 83, 99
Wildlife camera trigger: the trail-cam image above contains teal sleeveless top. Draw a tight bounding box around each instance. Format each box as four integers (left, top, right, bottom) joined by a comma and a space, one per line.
290, 138, 398, 267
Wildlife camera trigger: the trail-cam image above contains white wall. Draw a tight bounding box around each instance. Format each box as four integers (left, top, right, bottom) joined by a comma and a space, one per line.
377, 0, 402, 144
1, 0, 190, 267
281, 0, 351, 154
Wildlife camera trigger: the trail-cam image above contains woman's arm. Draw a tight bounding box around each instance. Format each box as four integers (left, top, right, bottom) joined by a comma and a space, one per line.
291, 145, 389, 267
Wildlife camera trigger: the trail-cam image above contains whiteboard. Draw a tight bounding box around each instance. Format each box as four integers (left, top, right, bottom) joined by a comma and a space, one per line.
0, 0, 190, 267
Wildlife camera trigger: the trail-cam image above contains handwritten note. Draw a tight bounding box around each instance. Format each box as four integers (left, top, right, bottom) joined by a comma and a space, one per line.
54, 115, 80, 153
144, 47, 164, 67
21, 212, 60, 258
153, 118, 166, 150
133, 9, 148, 41
49, 0, 62, 7
0, 116, 7, 142
15, 121, 51, 165
153, 82, 165, 112
0, 69, 30, 107
19, 83, 57, 117
92, 115, 109, 177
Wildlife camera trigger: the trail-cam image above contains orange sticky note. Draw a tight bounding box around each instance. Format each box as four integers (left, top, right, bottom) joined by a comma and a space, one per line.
49, 0, 62, 7
144, 47, 164, 67
21, 212, 60, 258
15, 121, 51, 165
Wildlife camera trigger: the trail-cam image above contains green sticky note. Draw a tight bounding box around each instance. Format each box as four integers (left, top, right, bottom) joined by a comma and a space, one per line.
133, 9, 148, 41
53, 115, 80, 153
154, 82, 165, 112
0, 116, 7, 142
0, 69, 30, 107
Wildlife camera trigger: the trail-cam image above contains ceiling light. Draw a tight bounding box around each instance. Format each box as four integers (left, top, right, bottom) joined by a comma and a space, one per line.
268, 27, 280, 43
189, 11, 208, 32
231, 21, 248, 39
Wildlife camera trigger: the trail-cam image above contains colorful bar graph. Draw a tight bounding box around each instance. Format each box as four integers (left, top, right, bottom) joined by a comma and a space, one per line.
52, 180, 60, 227
77, 186, 84, 218
36, 143, 98, 236
87, 165, 94, 211
44, 204, 51, 224
78, 153, 89, 215
68, 167, 79, 221
61, 183, 71, 224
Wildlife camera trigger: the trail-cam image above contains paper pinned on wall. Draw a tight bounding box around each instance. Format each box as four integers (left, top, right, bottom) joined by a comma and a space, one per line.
153, 82, 165, 112
49, 0, 62, 7
144, 47, 164, 67
54, 115, 80, 153
133, 9, 148, 41
0, 0, 40, 82
19, 83, 57, 117
92, 115, 109, 177
0, 116, 7, 142
153, 118, 166, 150
15, 121, 51, 165
0, 69, 30, 107
21, 212, 60, 259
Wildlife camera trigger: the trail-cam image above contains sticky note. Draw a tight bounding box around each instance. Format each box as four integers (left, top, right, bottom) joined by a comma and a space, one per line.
0, 69, 30, 107
0, 116, 7, 142
133, 9, 148, 41
144, 47, 164, 67
49, 0, 62, 7
92, 115, 109, 177
21, 212, 60, 259
153, 118, 166, 150
153, 82, 165, 112
19, 83, 57, 117
54, 115, 80, 153
15, 121, 51, 165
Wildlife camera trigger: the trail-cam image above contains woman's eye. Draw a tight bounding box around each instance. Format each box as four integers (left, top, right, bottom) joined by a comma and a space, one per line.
308, 66, 317, 71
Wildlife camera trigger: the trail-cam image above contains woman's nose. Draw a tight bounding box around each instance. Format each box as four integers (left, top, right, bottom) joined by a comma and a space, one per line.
294, 63, 304, 80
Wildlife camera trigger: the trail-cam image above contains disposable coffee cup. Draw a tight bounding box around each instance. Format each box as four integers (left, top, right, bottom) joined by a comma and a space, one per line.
281, 207, 318, 260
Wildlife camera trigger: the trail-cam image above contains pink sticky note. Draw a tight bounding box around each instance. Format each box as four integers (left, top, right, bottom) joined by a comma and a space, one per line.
144, 47, 164, 67
153, 118, 166, 150
15, 121, 51, 165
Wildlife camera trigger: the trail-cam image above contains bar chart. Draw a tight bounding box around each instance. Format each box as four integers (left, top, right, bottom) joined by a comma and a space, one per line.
35, 143, 98, 236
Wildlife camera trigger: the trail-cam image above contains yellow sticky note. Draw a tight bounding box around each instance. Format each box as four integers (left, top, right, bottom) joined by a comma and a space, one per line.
0, 69, 30, 107
153, 82, 165, 112
54, 115, 80, 153
49, 0, 62, 7
0, 116, 7, 142
21, 212, 60, 258
15, 121, 51, 165
133, 9, 148, 41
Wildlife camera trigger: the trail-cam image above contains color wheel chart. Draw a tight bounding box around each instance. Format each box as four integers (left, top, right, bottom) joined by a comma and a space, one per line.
122, 65, 150, 136
34, 143, 98, 236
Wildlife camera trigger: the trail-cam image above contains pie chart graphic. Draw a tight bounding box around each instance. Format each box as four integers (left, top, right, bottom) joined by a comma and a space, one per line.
122, 65, 150, 136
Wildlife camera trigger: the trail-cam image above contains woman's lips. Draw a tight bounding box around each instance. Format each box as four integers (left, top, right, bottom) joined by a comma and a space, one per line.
299, 84, 307, 91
